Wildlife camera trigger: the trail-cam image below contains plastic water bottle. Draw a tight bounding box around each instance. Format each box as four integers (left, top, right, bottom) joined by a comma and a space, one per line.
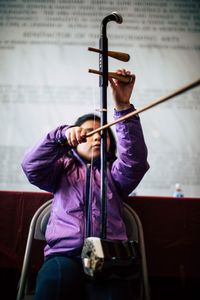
173, 183, 184, 198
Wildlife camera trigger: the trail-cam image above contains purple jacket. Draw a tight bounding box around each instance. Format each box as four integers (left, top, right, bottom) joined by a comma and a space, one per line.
21, 106, 149, 257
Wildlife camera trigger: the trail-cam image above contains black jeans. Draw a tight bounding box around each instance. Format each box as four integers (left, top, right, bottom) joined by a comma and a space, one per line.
34, 255, 139, 300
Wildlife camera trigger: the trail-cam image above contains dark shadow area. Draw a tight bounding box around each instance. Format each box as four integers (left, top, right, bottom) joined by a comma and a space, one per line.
149, 276, 200, 300
1, 268, 200, 300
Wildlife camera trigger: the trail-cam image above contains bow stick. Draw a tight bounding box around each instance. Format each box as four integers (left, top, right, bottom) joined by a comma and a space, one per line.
86, 77, 200, 137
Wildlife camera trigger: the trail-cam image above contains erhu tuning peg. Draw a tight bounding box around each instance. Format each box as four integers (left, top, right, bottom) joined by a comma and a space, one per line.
88, 69, 134, 83
88, 47, 130, 62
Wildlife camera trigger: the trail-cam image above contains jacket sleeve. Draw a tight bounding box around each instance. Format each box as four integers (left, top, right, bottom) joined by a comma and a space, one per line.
111, 105, 149, 195
21, 125, 71, 193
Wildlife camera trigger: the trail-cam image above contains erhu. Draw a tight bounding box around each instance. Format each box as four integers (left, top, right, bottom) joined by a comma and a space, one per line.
81, 12, 143, 281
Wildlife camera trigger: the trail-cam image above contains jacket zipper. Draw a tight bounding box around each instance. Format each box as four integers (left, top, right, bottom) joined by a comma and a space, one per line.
85, 163, 92, 238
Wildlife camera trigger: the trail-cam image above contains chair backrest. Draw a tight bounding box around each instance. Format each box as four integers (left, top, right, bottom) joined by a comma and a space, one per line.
123, 202, 138, 240
16, 199, 150, 300
16, 199, 53, 300
34, 200, 52, 240
123, 202, 151, 300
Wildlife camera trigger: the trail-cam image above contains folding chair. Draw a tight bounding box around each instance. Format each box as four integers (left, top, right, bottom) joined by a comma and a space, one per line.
16, 200, 150, 300
16, 199, 52, 300
123, 202, 151, 300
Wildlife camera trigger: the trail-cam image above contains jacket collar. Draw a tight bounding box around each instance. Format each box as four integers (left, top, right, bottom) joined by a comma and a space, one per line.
71, 149, 101, 167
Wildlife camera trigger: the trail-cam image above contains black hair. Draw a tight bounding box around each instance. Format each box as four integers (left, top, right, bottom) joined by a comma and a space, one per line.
74, 113, 117, 161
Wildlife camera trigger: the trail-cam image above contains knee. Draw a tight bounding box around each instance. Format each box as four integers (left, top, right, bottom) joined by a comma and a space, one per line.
37, 256, 83, 286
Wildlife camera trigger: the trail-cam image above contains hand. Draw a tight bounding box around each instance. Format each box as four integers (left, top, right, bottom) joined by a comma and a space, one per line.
109, 69, 136, 110
65, 127, 87, 147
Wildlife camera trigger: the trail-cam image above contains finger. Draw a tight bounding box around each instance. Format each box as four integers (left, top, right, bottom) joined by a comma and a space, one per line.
122, 69, 127, 76
116, 69, 123, 75
108, 77, 116, 87
66, 130, 73, 147
74, 127, 82, 144
130, 74, 136, 85
80, 129, 87, 142
117, 69, 127, 76
76, 128, 87, 143
69, 129, 79, 147
116, 69, 132, 76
